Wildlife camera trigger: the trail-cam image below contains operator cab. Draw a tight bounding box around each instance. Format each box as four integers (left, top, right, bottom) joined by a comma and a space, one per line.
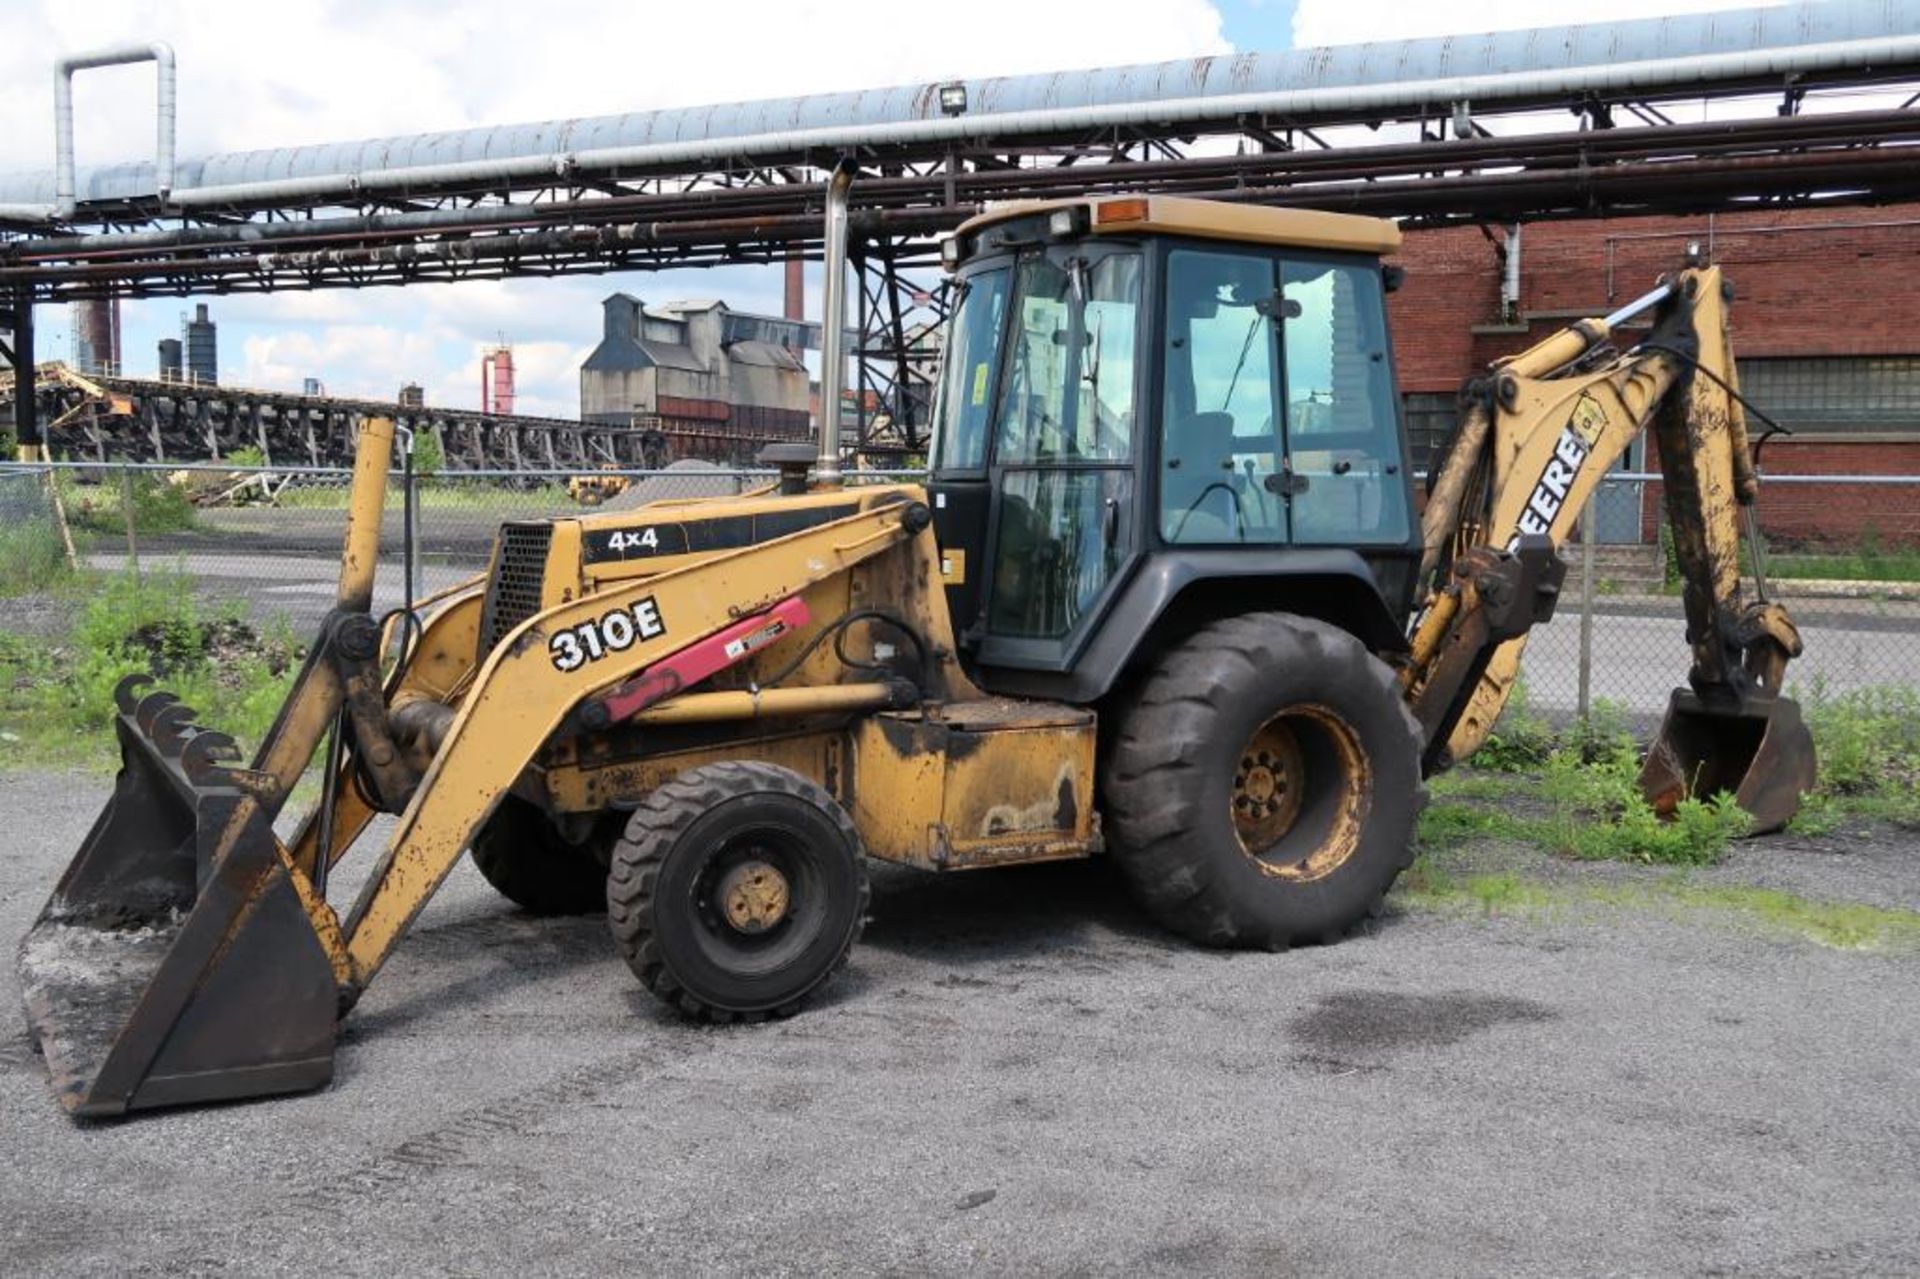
928, 195, 1420, 699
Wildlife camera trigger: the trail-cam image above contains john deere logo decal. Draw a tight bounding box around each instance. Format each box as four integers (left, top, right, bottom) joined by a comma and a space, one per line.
1508, 392, 1606, 550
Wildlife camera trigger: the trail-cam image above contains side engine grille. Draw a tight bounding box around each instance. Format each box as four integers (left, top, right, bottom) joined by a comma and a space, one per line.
481, 521, 554, 651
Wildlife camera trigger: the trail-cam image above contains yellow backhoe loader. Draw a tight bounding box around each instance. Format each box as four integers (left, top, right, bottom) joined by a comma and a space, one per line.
18, 176, 1814, 1116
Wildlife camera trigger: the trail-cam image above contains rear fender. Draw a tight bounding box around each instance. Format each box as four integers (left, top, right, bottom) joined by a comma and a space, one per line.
978, 549, 1411, 704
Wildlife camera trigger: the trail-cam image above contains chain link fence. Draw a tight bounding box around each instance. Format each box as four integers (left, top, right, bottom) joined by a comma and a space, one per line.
0, 460, 1911, 730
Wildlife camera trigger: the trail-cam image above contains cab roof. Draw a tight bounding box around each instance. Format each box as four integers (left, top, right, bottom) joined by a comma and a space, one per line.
953, 195, 1401, 257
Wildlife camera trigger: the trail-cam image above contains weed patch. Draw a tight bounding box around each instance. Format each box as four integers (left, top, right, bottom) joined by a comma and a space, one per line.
1473, 680, 1556, 772
0, 521, 83, 597
1422, 748, 1748, 866
0, 569, 299, 769
62, 472, 198, 535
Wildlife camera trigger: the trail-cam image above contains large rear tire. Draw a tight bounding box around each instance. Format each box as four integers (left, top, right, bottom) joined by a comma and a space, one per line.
470, 796, 609, 916
606, 762, 868, 1023
1103, 612, 1425, 949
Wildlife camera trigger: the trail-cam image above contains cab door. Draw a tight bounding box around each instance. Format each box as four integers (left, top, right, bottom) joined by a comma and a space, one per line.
927, 263, 1012, 640
974, 248, 1145, 670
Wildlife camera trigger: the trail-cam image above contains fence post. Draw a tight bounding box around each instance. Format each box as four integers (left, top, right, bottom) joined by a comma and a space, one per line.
120, 463, 140, 580
1577, 491, 1595, 729
42, 465, 79, 572
405, 455, 420, 604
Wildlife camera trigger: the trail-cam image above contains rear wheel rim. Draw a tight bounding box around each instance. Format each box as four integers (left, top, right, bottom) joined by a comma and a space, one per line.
1230, 704, 1371, 883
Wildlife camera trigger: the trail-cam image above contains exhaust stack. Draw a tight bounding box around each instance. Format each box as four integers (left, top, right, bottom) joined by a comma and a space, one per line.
815, 161, 855, 485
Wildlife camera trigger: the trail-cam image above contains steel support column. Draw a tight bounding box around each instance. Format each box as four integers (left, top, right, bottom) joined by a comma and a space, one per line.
8, 289, 35, 457
852, 241, 942, 460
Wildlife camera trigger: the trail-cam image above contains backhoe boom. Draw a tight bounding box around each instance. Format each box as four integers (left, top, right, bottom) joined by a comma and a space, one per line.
1403, 265, 1814, 828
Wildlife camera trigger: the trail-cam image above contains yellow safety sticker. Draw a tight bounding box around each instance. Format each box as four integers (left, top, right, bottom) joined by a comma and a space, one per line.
969, 362, 989, 406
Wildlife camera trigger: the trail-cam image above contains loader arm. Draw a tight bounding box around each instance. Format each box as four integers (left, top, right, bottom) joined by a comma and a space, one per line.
1402, 266, 1814, 829
333, 492, 933, 1000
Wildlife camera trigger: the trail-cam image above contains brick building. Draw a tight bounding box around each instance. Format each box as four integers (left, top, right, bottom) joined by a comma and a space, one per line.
1387, 204, 1920, 548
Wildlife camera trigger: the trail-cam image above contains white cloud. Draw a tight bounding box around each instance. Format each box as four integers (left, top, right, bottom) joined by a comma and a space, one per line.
1291, 0, 1789, 47
0, 0, 1231, 173
3, 0, 1228, 415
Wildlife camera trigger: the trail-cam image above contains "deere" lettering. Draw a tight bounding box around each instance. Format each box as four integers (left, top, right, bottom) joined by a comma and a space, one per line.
1506, 426, 1590, 552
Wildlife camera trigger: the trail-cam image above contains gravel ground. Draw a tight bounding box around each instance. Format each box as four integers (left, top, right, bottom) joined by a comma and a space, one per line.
3, 770, 1918, 1277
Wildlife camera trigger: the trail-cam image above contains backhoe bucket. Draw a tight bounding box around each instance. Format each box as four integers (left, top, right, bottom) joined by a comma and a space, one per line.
16, 677, 338, 1117
1639, 689, 1817, 835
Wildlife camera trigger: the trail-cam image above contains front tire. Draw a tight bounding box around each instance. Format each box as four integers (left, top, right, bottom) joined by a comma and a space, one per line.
607, 762, 869, 1023
1103, 612, 1425, 949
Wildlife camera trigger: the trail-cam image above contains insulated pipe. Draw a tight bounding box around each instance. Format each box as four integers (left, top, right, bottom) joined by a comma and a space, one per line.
13, 106, 1920, 259
1500, 224, 1522, 321
816, 161, 855, 486
150, 30, 1920, 212
53, 43, 175, 220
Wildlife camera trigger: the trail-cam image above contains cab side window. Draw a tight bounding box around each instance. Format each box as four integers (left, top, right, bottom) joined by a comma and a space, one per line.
1280, 260, 1411, 545
1159, 249, 1286, 544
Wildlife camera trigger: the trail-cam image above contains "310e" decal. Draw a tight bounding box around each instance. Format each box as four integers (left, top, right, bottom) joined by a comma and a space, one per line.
549, 597, 667, 672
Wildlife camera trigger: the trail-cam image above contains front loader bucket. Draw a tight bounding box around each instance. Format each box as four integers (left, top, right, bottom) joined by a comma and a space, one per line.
16, 677, 338, 1117
1638, 688, 1817, 835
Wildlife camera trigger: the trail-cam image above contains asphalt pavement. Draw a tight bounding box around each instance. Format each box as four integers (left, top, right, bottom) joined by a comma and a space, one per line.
3, 770, 1917, 1275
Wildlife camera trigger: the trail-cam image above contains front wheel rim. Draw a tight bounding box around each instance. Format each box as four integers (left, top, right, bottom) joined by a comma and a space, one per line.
687, 828, 826, 978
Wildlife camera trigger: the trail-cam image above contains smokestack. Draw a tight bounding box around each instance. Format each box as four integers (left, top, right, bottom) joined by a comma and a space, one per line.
71, 299, 120, 375
480, 344, 515, 416
784, 250, 805, 356
184, 303, 217, 385
784, 251, 805, 324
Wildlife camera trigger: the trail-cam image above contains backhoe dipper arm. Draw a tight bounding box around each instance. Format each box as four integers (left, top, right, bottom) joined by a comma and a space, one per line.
1402, 267, 1809, 820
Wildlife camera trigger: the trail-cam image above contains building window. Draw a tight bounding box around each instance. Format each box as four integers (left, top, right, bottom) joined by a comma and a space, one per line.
1401, 392, 1458, 474
1736, 357, 1920, 434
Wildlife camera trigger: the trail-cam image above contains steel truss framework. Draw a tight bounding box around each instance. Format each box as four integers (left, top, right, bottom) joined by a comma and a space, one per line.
0, 365, 810, 470
4, 65, 1920, 456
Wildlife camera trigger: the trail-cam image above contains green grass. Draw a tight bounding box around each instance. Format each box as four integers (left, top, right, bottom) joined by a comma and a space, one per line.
1764, 545, 1920, 584
1401, 869, 1920, 952
1448, 674, 1920, 862
271, 482, 574, 511
0, 521, 85, 597
1423, 750, 1749, 868
0, 568, 300, 771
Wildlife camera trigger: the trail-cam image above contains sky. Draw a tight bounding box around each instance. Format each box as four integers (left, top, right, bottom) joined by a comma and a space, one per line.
0, 0, 1790, 417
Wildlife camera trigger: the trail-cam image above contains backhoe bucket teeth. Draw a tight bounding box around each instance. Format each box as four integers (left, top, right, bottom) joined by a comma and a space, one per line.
16, 677, 338, 1117
1639, 689, 1817, 835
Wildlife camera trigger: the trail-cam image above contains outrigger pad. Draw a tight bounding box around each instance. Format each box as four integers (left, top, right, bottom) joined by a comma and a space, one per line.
17, 685, 338, 1118
1639, 688, 1818, 836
